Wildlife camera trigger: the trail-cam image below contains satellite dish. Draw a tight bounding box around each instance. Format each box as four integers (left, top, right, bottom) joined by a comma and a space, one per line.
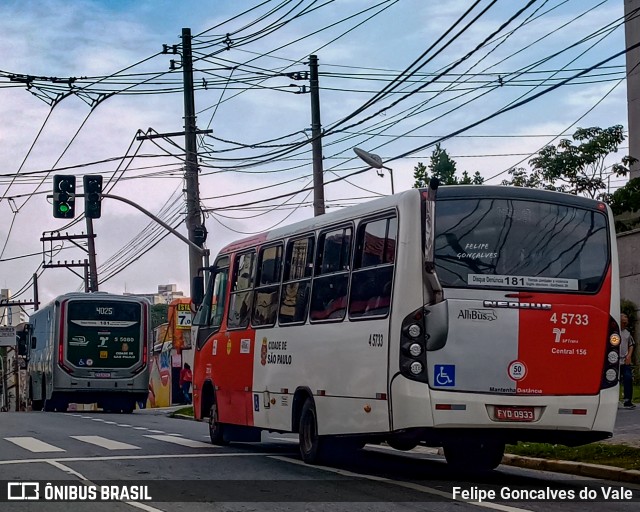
353, 148, 384, 169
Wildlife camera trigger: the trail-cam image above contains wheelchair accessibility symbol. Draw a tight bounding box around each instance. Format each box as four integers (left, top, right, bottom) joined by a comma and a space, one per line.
434, 364, 455, 386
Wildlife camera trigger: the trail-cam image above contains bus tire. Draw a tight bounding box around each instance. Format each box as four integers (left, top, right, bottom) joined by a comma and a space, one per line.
209, 398, 228, 445
299, 399, 323, 464
387, 437, 419, 451
30, 380, 43, 412
443, 439, 505, 472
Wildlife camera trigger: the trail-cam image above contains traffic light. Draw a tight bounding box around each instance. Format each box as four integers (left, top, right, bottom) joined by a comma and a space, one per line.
53, 175, 76, 218
83, 175, 103, 219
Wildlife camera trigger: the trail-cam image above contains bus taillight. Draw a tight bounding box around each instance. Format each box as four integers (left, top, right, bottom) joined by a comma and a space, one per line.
601, 315, 620, 389
400, 307, 428, 382
58, 301, 73, 374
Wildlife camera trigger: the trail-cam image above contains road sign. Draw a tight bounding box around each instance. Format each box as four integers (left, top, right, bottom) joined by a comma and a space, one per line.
0, 326, 17, 347
176, 303, 192, 330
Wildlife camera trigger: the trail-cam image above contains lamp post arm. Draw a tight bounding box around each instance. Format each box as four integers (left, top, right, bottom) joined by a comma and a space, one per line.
100, 193, 209, 264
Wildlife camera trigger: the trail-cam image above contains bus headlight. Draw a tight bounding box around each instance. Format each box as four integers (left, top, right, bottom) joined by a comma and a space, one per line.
409, 343, 422, 357
605, 368, 617, 382
607, 351, 619, 365
609, 333, 621, 346
407, 324, 422, 338
410, 361, 423, 375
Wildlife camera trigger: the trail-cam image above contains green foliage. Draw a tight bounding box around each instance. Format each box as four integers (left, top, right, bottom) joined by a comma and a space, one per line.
505, 442, 640, 471
610, 177, 640, 232
151, 303, 168, 329
413, 143, 484, 188
502, 126, 636, 201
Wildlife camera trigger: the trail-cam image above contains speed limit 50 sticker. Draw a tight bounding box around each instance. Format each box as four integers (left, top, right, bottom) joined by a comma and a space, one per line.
508, 360, 527, 381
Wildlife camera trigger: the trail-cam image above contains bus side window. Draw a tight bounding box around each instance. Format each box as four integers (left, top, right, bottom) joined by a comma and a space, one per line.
252, 244, 283, 327
228, 251, 256, 329
349, 216, 397, 319
210, 268, 229, 329
310, 226, 352, 322
279, 235, 315, 325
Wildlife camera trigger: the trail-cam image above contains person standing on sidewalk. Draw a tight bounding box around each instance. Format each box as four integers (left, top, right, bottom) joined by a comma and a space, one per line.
179, 363, 193, 405
620, 313, 636, 409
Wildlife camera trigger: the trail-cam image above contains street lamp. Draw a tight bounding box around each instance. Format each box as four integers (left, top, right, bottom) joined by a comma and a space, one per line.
353, 147, 395, 194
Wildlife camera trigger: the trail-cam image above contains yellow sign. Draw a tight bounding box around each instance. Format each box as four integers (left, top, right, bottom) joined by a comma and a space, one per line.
176, 302, 192, 330
100, 351, 108, 359
226, 339, 232, 356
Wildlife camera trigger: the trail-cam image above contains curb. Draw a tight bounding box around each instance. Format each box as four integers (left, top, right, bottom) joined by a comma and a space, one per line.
502, 454, 640, 483
169, 413, 195, 421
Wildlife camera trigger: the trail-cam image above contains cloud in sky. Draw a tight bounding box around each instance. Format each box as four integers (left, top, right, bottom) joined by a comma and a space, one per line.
0, 0, 631, 308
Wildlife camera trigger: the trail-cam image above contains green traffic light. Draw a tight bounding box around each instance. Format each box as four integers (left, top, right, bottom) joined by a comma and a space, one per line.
58, 204, 70, 213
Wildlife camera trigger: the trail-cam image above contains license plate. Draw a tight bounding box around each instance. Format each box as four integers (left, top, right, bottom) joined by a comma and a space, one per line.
94, 372, 111, 378
494, 406, 534, 422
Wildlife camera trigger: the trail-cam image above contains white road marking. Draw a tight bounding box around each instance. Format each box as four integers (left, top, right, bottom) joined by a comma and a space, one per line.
0, 452, 269, 465
91, 418, 105, 422
133, 427, 148, 430
144, 435, 215, 448
71, 435, 141, 450
104, 421, 118, 425
147, 430, 165, 434
5, 436, 66, 453
269, 456, 535, 512
117, 424, 132, 427
46, 459, 167, 512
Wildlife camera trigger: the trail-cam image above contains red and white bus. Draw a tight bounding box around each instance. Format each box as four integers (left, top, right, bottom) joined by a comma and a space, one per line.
192, 184, 621, 471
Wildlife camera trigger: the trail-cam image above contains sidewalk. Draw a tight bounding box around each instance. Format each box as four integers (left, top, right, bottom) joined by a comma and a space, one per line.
502, 404, 640, 483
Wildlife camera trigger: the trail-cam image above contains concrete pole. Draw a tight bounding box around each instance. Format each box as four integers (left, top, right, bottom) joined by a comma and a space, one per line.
182, 28, 205, 298
625, 0, 640, 179
309, 55, 325, 216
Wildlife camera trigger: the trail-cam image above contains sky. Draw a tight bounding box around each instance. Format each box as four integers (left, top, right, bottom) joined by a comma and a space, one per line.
0, 0, 632, 312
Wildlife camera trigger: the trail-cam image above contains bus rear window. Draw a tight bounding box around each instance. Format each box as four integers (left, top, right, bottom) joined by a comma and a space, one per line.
66, 301, 142, 368
434, 198, 609, 292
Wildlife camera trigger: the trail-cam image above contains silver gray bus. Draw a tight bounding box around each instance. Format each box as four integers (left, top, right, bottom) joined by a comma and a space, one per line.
25, 292, 150, 413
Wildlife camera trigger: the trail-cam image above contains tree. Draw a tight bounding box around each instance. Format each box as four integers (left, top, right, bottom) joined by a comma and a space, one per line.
413, 143, 484, 188
502, 125, 636, 201
151, 303, 168, 329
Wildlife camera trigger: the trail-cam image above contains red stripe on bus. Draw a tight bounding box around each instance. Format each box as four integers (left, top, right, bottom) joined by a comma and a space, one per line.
515, 267, 612, 395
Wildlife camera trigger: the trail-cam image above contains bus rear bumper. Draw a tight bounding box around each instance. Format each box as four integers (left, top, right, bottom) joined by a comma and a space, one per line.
391, 376, 617, 444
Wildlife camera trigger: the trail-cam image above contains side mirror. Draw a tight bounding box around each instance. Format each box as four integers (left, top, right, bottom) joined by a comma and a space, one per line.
17, 332, 28, 357
192, 276, 204, 309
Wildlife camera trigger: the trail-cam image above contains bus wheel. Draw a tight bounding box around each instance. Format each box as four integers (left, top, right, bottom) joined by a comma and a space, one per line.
387, 437, 419, 451
209, 399, 228, 445
30, 380, 43, 412
299, 399, 323, 464
443, 439, 505, 472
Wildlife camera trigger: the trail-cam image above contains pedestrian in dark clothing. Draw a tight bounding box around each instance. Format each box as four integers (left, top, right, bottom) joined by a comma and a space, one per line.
620, 314, 636, 409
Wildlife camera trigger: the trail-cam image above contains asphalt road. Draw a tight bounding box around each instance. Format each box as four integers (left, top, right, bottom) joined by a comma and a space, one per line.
0, 408, 638, 512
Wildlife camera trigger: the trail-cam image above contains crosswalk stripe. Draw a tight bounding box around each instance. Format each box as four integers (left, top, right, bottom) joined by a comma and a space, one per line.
144, 435, 214, 448
5, 437, 65, 453
70, 435, 140, 450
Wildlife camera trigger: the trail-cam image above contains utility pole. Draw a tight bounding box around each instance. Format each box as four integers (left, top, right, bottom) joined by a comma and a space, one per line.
182, 27, 206, 297
309, 55, 325, 216
625, 0, 640, 179
41, 232, 94, 291
86, 218, 98, 292
32, 273, 39, 311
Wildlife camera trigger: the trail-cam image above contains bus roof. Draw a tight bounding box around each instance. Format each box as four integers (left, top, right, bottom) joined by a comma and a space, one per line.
434, 184, 606, 210
219, 188, 418, 254
218, 185, 607, 255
